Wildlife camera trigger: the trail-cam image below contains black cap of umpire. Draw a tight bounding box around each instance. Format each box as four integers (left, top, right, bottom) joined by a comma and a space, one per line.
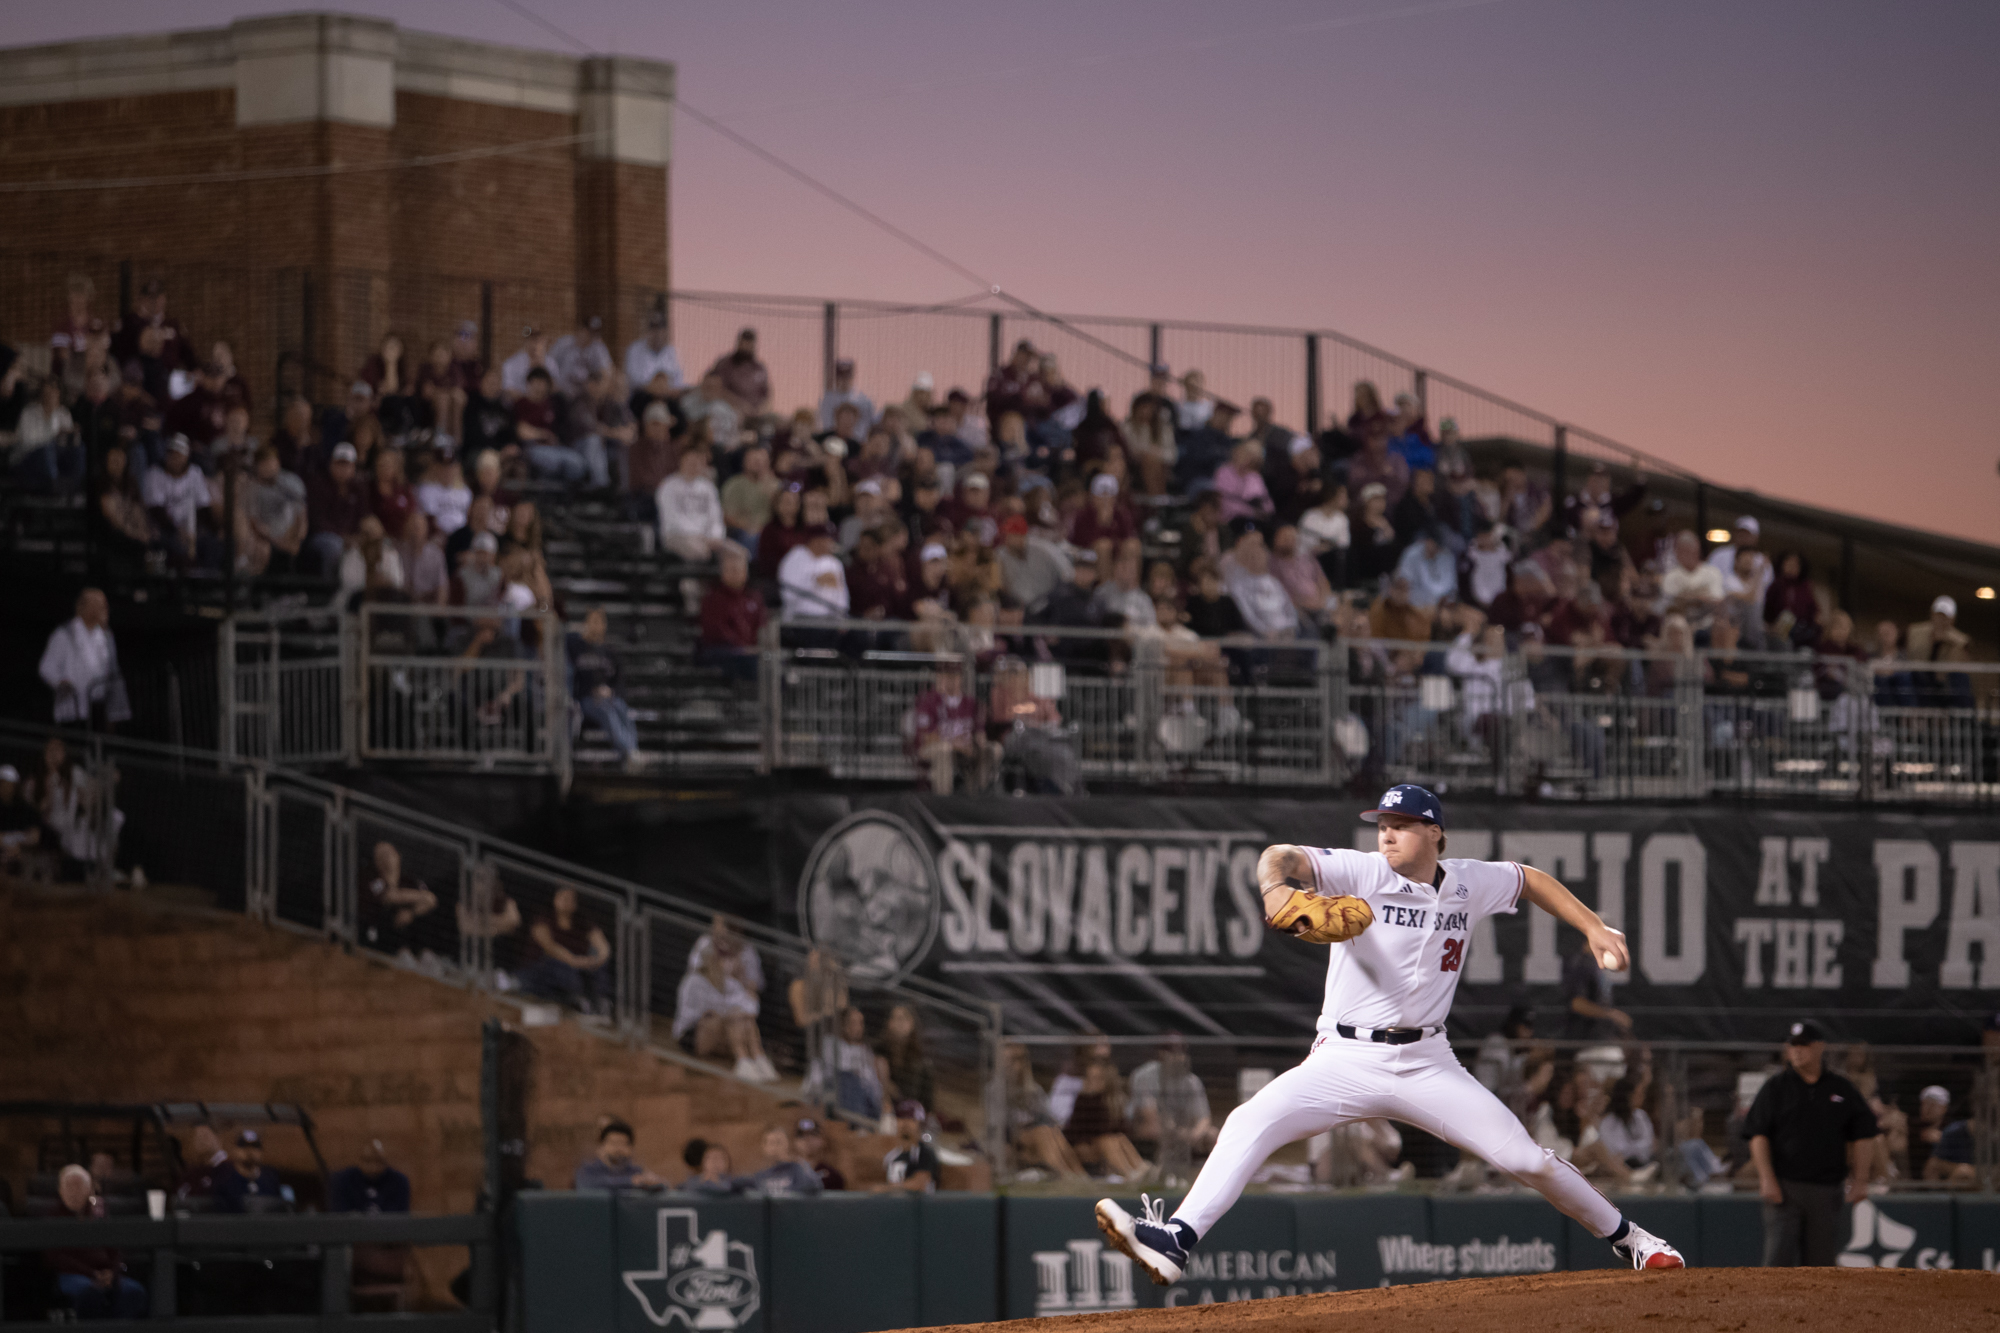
1785, 1019, 1828, 1045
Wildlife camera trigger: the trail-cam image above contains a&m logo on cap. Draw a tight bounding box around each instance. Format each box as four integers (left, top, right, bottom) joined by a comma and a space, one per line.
1361, 784, 1445, 827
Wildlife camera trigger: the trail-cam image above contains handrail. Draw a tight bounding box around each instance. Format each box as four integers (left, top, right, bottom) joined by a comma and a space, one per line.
0, 717, 995, 1025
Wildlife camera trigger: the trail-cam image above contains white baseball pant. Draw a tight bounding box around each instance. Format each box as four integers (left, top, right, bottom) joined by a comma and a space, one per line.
1174, 1032, 1621, 1239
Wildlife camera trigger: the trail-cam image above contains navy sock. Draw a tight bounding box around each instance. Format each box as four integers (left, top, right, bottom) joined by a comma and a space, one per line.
1607, 1218, 1631, 1247
1170, 1220, 1200, 1252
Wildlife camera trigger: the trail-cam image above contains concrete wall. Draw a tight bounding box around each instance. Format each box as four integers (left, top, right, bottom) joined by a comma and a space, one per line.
0, 889, 869, 1215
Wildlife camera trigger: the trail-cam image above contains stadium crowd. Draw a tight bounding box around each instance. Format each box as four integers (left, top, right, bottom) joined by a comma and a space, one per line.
3, 277, 1983, 729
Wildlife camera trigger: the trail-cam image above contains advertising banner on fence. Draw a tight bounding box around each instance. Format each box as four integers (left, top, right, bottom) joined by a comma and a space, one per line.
730, 793, 2000, 1042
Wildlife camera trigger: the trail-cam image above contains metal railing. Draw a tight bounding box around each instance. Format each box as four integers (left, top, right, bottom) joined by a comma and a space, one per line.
0, 720, 1005, 1168
0, 1212, 497, 1327
760, 622, 2000, 803
1006, 1034, 2000, 1195
667, 290, 1662, 481
220, 604, 572, 784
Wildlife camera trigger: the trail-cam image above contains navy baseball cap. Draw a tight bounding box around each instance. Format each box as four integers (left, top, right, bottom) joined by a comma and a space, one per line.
1360, 784, 1444, 828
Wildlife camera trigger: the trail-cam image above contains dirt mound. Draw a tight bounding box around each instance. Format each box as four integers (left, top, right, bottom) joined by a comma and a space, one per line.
901, 1268, 2000, 1333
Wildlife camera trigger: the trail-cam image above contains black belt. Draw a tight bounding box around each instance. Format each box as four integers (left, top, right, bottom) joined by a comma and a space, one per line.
1335, 1023, 1442, 1045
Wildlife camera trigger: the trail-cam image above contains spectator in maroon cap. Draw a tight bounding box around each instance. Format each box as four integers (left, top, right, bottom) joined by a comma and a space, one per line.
707, 327, 771, 415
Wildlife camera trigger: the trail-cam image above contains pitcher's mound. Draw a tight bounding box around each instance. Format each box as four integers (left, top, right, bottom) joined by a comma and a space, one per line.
902, 1267, 1998, 1333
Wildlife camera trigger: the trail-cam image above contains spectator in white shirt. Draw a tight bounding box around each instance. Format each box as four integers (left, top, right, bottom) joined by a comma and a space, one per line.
778, 525, 849, 621
549, 315, 613, 397
1221, 528, 1300, 641
1705, 514, 1771, 609
817, 358, 875, 432
655, 446, 726, 562
1447, 621, 1535, 729
623, 310, 685, 401
415, 452, 472, 535
39, 588, 130, 728
141, 434, 214, 569
499, 326, 552, 399
1660, 529, 1725, 634
10, 377, 82, 492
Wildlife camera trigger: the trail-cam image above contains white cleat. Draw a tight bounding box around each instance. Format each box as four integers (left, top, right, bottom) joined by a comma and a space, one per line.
1611, 1222, 1686, 1270
1095, 1194, 1187, 1286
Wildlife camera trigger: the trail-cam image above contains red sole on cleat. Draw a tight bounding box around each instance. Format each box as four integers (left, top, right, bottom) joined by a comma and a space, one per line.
1644, 1253, 1685, 1269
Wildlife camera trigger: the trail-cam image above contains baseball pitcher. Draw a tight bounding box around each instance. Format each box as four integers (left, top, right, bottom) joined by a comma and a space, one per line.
1097, 784, 1685, 1281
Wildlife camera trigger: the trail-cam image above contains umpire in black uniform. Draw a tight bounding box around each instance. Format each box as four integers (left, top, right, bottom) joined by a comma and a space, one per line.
1744, 1019, 1879, 1266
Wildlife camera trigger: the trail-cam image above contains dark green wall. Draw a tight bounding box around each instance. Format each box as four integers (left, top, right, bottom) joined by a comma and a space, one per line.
517, 1191, 1997, 1332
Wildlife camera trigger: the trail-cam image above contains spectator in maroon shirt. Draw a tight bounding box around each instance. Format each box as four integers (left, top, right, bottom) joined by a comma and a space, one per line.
1763, 551, 1820, 646
112, 277, 195, 373
984, 341, 1043, 424
850, 520, 912, 619
415, 338, 467, 444
163, 360, 232, 449
45, 1165, 148, 1319
1070, 391, 1127, 469
939, 471, 999, 546
627, 402, 680, 520
271, 395, 317, 475
1067, 473, 1136, 554
902, 474, 952, 542
1347, 381, 1390, 437
451, 318, 485, 388
755, 484, 808, 583
698, 544, 765, 681
1346, 429, 1411, 519
361, 333, 418, 437
369, 447, 416, 535
707, 328, 771, 415
908, 661, 997, 793
307, 442, 369, 574
513, 367, 561, 449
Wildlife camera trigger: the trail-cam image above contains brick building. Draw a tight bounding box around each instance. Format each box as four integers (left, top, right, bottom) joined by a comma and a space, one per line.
0, 11, 673, 418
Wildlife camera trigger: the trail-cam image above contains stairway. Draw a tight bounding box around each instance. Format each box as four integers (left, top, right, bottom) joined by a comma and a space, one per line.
535, 496, 764, 775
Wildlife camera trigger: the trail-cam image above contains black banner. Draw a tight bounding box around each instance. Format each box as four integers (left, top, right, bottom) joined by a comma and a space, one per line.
730, 794, 2000, 1043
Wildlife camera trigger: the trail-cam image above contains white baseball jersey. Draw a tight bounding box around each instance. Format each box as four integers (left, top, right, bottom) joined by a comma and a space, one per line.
1301, 849, 1524, 1034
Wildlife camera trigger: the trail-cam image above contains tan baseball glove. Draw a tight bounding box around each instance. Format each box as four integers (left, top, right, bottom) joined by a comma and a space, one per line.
1268, 890, 1373, 945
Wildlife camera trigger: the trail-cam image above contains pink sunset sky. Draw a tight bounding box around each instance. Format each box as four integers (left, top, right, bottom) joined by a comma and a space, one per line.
16, 0, 2000, 543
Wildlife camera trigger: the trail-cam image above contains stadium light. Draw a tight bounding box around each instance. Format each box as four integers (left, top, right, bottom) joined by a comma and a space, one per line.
1704, 528, 1732, 544
1977, 587, 1996, 601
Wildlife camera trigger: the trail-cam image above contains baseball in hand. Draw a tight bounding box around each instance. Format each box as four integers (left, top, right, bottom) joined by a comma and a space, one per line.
1600, 948, 1620, 969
